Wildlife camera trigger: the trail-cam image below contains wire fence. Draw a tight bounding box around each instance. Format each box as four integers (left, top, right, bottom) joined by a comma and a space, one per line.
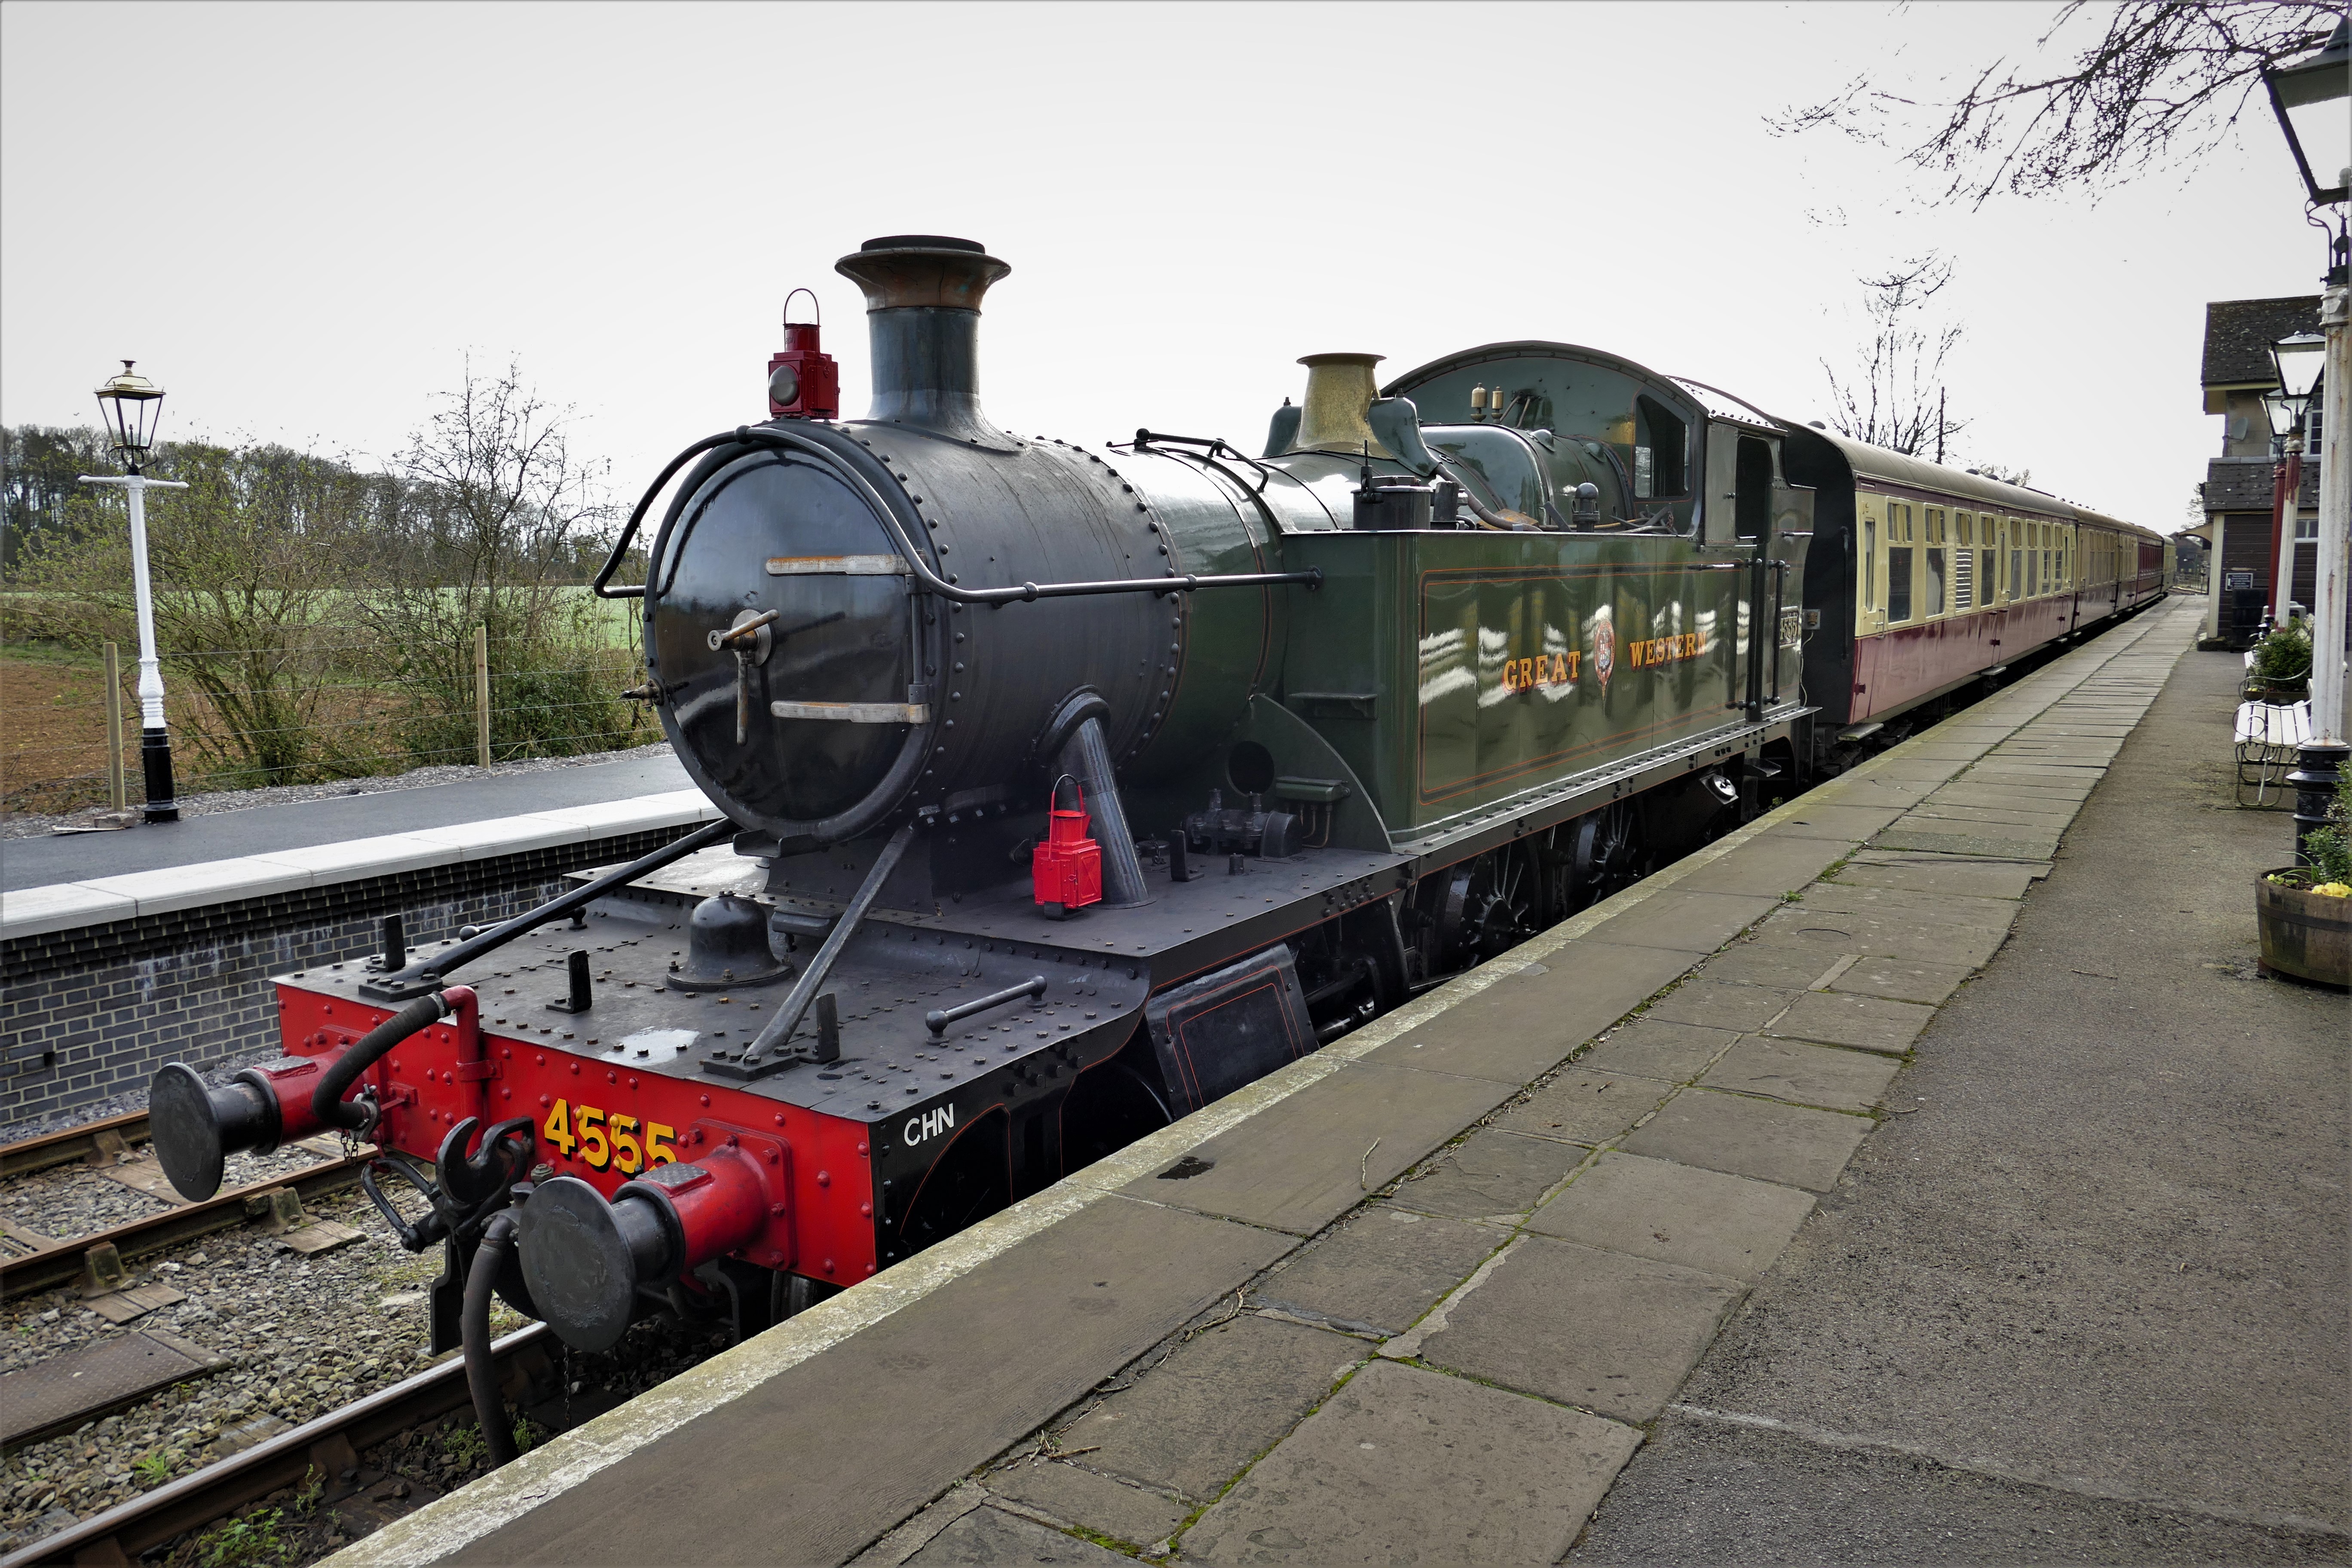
2, 629, 656, 818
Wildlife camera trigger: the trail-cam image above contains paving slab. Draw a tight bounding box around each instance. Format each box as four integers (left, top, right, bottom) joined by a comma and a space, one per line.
1489, 1066, 1676, 1145
1060, 1314, 1365, 1501
1390, 1127, 1590, 1220
1577, 888, 1782, 955
1693, 944, 1847, 992
1760, 804, 1908, 842
1744, 903, 2009, 967
1668, 834, 1851, 899
1369, 942, 1695, 1084
1822, 954, 1979, 1006
1872, 823, 2060, 860
442, 1195, 1292, 1567
1872, 827, 2064, 860
1928, 782, 2100, 809
1700, 1036, 1905, 1112
1641, 980, 1801, 1033
1255, 1206, 1504, 1337
1804, 777, 1940, 809
1962, 763, 2108, 786
1129, 1062, 1514, 1236
981, 1463, 1188, 1552
1526, 1152, 1816, 1281
1855, 756, 1972, 784
1405, 1235, 1744, 1422
1575, 1020, 1741, 1084
1795, 882, 2024, 931
1181, 1360, 1640, 1566
902, 1505, 1129, 1565
1620, 1087, 1873, 1192
1763, 990, 1937, 1056
1832, 853, 2050, 900
1900, 800, 2078, 829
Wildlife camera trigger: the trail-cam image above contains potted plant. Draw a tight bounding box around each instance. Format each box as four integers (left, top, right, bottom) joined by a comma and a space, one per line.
2260, 766, 2352, 988
2245, 619, 2313, 705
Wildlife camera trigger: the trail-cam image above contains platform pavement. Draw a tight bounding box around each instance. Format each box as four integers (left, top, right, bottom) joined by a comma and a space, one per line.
0, 750, 690, 893
327, 598, 2343, 1568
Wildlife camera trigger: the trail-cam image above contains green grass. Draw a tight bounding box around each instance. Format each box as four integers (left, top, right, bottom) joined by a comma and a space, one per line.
195, 1508, 294, 1568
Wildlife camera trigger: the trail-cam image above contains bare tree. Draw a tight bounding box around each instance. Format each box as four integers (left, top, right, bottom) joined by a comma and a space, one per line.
1971, 460, 2038, 488
1822, 254, 1971, 457
1773, 3, 2339, 207
364, 358, 641, 764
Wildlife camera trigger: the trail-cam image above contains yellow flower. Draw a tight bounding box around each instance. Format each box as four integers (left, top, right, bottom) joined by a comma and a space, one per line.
2314, 882, 2352, 898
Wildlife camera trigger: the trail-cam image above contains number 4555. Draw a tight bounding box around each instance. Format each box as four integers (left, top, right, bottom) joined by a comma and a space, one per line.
541, 1099, 677, 1174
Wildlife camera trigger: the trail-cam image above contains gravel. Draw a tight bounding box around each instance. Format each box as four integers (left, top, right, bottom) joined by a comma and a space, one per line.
0, 1178, 736, 1561
1, 743, 674, 841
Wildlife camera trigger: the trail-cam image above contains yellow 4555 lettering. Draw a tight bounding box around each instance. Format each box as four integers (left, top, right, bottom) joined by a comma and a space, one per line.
541, 1100, 677, 1174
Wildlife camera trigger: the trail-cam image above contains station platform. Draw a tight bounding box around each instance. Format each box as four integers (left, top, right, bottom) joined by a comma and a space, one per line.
331, 599, 2348, 1566
0, 750, 691, 894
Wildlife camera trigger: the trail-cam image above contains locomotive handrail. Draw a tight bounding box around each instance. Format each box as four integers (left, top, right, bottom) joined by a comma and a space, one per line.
358, 818, 737, 999
596, 425, 1323, 606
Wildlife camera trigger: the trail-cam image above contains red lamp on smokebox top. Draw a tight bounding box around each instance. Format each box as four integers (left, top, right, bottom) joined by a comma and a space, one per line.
767, 288, 839, 419
1032, 777, 1103, 920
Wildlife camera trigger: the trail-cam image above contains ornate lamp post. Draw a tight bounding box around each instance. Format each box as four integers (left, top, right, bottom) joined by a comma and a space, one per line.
2263, 18, 2348, 862
2263, 333, 2322, 627
79, 361, 190, 824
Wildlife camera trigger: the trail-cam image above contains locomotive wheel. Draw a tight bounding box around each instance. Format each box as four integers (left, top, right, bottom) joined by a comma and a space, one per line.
1565, 803, 1640, 911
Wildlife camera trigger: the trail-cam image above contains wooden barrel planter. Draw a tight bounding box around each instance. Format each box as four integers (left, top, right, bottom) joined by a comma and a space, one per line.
2257, 871, 2352, 989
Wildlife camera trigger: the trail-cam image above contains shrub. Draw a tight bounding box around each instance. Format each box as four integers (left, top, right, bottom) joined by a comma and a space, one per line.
2248, 618, 2312, 695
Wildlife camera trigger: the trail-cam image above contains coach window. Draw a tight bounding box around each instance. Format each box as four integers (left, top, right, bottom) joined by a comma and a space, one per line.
1861, 508, 1878, 625
2009, 519, 2024, 600
1887, 534, 1914, 624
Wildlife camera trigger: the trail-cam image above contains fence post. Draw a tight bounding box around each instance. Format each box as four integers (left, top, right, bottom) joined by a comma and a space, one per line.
102, 640, 127, 810
474, 624, 492, 769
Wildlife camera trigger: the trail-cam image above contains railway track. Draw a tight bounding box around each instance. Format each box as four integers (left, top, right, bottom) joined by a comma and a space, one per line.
0, 1325, 554, 1568
1, 1138, 372, 1302
0, 1113, 150, 1182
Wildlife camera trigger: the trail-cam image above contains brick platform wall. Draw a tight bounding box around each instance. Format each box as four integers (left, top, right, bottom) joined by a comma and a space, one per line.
0, 825, 702, 1131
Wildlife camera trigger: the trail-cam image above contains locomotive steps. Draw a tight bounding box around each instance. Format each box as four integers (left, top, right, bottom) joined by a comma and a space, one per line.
309, 596, 2347, 1568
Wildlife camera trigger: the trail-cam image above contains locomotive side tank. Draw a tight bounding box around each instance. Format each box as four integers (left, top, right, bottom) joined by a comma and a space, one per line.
141, 230, 2136, 1405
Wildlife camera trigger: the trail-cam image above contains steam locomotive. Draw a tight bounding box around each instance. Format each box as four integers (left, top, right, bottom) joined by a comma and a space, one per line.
147, 236, 2159, 1450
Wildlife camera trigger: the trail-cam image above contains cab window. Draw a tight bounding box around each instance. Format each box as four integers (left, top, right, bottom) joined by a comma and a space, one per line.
1633, 396, 1688, 499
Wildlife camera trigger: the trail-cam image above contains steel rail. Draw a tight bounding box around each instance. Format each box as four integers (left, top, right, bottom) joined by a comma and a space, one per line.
0, 1112, 150, 1181
0, 1325, 554, 1568
1, 1150, 374, 1301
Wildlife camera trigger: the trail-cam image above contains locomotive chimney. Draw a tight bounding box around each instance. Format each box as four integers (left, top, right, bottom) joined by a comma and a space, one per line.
1291, 352, 1393, 458
834, 235, 1013, 443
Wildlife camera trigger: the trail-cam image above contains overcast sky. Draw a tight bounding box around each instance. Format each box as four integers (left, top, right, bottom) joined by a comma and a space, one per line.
1, 1, 2327, 536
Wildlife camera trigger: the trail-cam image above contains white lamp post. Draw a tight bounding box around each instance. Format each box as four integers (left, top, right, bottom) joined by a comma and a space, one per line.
79, 361, 189, 824
2263, 17, 2348, 862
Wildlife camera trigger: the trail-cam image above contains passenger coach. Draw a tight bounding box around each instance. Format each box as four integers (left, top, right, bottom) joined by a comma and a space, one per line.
1781, 426, 2165, 756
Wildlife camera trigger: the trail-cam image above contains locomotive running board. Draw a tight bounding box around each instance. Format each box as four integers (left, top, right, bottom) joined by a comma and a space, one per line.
1390, 705, 1813, 865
